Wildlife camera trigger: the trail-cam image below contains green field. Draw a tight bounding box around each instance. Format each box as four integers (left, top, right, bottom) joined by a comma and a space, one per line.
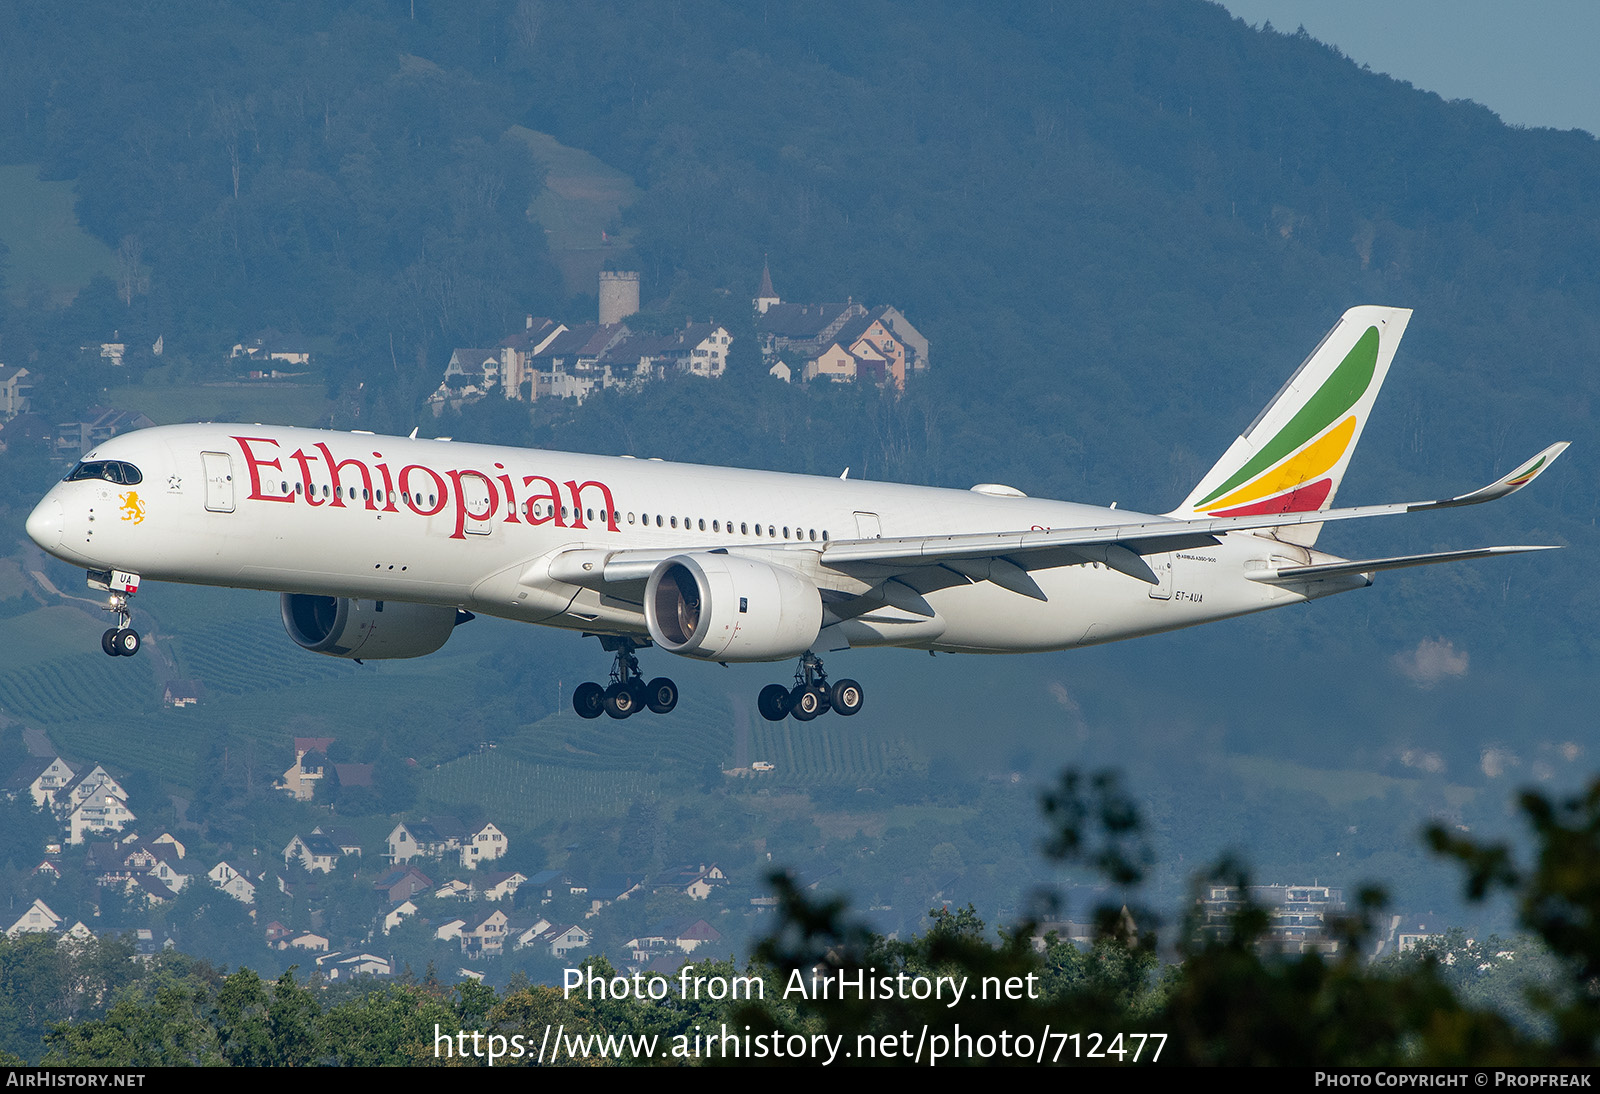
0, 164, 119, 305
1225, 753, 1477, 810
511, 126, 641, 298
102, 381, 334, 427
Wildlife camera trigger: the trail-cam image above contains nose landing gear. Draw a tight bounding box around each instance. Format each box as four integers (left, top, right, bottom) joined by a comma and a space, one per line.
89, 569, 142, 657
758, 652, 862, 722
573, 636, 677, 720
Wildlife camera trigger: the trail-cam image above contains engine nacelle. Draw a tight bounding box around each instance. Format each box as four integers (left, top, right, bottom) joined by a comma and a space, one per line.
280, 594, 469, 659
645, 554, 822, 662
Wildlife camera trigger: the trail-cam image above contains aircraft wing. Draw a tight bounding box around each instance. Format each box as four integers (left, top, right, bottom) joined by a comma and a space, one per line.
802, 442, 1568, 587
543, 442, 1567, 599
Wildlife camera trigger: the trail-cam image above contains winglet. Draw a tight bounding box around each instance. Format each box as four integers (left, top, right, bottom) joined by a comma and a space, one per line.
1415, 442, 1569, 511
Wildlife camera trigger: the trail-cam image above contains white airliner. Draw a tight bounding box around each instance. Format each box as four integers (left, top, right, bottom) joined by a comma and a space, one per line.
25, 306, 1565, 722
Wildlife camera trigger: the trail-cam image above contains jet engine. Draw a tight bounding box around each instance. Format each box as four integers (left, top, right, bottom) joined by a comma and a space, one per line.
645, 554, 822, 662
280, 593, 471, 659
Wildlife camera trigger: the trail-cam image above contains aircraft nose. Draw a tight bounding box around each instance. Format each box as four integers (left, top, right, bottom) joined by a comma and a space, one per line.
26, 497, 63, 551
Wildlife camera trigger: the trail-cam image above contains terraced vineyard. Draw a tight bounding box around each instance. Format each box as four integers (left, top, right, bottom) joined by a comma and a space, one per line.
421, 752, 659, 828
165, 618, 345, 694
0, 655, 161, 722
499, 690, 735, 771
746, 718, 916, 786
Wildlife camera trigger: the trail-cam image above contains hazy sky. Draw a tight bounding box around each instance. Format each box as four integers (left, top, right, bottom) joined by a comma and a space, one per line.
1216, 0, 1600, 136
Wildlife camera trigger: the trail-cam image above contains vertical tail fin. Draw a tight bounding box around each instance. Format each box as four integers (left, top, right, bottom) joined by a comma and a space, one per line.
1170, 306, 1411, 546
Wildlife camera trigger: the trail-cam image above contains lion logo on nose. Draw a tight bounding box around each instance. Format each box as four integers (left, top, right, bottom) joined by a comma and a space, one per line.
118, 491, 146, 525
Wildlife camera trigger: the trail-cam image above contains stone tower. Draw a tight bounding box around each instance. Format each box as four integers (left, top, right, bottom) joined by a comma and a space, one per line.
599, 271, 640, 325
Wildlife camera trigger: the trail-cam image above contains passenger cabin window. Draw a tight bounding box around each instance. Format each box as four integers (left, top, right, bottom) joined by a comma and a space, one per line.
66, 460, 144, 486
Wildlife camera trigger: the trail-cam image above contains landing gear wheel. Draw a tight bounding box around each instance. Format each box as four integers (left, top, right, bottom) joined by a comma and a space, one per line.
790, 684, 826, 722
644, 677, 678, 715
101, 629, 121, 657
573, 681, 605, 719
626, 678, 649, 711
112, 629, 141, 657
758, 684, 792, 722
829, 678, 864, 717
603, 681, 639, 719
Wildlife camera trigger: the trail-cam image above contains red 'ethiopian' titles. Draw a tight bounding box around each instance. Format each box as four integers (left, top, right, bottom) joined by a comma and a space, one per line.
230, 436, 619, 540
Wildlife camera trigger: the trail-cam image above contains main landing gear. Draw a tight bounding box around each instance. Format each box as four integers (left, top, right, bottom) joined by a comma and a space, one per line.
758, 652, 863, 722
90, 569, 142, 657
573, 637, 678, 720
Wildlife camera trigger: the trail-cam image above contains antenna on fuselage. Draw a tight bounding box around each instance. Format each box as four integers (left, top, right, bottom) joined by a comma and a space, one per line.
408, 427, 419, 439
840, 467, 849, 480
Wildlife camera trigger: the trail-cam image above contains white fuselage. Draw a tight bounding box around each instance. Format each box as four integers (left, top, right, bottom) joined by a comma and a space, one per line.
26, 424, 1350, 657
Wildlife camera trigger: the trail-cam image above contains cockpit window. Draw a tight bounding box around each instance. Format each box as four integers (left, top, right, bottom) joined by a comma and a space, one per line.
64, 460, 143, 486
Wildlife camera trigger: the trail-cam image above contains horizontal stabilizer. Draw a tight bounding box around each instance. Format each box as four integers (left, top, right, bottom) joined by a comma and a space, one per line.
1246, 545, 1562, 585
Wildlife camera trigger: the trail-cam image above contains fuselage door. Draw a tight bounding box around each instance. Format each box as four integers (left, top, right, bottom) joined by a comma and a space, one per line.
462, 476, 493, 536
201, 452, 235, 513
854, 511, 883, 539
1147, 552, 1174, 600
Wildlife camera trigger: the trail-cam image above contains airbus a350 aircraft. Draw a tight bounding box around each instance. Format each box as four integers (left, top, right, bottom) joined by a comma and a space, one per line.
25, 306, 1565, 723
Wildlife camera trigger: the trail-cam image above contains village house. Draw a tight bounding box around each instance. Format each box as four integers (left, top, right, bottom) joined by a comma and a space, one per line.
753, 262, 927, 390
4, 756, 77, 809
277, 737, 335, 801
316, 952, 392, 981
562, 873, 645, 918
506, 914, 553, 951
6, 898, 62, 939
461, 822, 508, 870
476, 871, 526, 902
655, 863, 728, 901
66, 786, 135, 845
86, 835, 191, 894
282, 832, 342, 874
459, 908, 511, 957
387, 817, 469, 865
58, 765, 129, 814
230, 329, 312, 366
317, 826, 363, 859
627, 918, 724, 962
372, 865, 433, 904
163, 679, 203, 708
380, 900, 419, 935
0, 364, 31, 420
536, 923, 593, 959
209, 861, 259, 905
